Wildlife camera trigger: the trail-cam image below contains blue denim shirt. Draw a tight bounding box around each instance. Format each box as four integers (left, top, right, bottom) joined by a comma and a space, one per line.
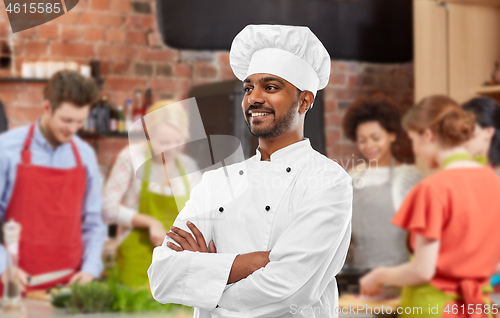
0, 121, 105, 277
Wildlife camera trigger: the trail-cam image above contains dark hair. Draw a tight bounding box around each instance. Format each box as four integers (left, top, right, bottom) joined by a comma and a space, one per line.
44, 70, 99, 111
403, 95, 475, 147
463, 97, 500, 166
342, 93, 402, 141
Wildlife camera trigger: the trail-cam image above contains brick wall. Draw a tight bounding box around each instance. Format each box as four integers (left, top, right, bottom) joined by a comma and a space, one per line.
0, 1, 414, 174
325, 62, 415, 166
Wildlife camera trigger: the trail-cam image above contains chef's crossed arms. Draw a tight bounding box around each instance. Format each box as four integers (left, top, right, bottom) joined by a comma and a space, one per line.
166, 221, 271, 285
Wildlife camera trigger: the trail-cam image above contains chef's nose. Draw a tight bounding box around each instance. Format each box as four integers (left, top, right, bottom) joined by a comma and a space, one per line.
248, 86, 265, 106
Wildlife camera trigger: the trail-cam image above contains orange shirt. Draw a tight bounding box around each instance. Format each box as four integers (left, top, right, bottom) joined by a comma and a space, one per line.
393, 167, 500, 294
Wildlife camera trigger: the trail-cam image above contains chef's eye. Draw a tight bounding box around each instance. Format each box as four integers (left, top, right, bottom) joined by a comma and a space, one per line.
266, 86, 277, 91
244, 86, 253, 93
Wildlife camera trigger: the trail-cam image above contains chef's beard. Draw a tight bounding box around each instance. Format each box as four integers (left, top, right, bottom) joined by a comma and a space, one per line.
245, 96, 300, 140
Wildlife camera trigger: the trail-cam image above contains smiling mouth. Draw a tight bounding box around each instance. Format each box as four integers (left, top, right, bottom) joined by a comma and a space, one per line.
250, 112, 271, 117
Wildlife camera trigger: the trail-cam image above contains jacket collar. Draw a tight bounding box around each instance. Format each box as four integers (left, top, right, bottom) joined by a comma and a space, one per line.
254, 138, 312, 162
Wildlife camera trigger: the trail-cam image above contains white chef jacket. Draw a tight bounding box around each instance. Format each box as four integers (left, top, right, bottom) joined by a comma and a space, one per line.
148, 138, 352, 318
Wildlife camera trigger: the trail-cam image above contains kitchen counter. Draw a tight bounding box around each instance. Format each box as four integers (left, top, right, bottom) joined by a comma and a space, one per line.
1, 299, 379, 318
2, 298, 381, 318
3, 295, 500, 318
1, 299, 194, 318
336, 293, 500, 318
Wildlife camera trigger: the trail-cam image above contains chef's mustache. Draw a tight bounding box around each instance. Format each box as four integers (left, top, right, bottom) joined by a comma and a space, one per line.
245, 105, 274, 116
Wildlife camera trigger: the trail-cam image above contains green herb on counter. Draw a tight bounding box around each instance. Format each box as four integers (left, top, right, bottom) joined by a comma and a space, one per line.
50, 288, 72, 308
67, 281, 114, 314
51, 272, 190, 314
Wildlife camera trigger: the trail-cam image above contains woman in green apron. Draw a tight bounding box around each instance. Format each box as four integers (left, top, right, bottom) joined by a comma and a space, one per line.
359, 95, 500, 318
103, 100, 201, 288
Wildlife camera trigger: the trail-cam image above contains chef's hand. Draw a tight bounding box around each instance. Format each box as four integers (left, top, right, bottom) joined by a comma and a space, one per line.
69, 272, 94, 285
148, 219, 167, 246
166, 221, 216, 253
359, 268, 386, 297
1, 267, 29, 292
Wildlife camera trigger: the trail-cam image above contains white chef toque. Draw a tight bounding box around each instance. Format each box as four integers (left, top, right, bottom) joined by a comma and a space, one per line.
229, 24, 331, 104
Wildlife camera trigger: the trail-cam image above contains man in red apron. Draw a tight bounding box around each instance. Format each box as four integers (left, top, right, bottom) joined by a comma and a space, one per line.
0, 70, 105, 292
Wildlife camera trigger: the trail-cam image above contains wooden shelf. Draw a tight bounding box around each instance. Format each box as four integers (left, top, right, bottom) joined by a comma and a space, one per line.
442, 0, 500, 7
78, 131, 128, 138
0, 77, 104, 85
475, 85, 500, 96
0, 77, 48, 83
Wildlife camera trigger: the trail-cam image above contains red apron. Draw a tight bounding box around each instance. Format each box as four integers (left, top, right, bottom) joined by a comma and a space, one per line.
1, 123, 86, 292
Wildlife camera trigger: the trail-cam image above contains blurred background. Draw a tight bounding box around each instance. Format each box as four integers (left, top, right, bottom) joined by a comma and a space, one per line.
0, 0, 418, 175
1, 0, 500, 317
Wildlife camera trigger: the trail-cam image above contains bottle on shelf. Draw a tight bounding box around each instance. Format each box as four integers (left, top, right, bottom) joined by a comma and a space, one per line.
88, 107, 97, 134
125, 98, 133, 130
117, 106, 125, 133
109, 103, 118, 132
142, 88, 153, 115
132, 90, 143, 123
96, 96, 110, 134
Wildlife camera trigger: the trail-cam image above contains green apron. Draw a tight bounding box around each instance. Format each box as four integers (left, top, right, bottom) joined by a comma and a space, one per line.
117, 157, 190, 288
399, 153, 492, 318
398, 279, 493, 317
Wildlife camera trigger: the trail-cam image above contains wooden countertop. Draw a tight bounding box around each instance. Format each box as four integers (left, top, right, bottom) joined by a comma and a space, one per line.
1, 299, 194, 318
4, 294, 499, 318
2, 298, 383, 318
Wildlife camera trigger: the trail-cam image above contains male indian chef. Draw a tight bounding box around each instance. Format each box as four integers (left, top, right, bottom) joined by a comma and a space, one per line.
148, 25, 352, 318
0, 70, 106, 291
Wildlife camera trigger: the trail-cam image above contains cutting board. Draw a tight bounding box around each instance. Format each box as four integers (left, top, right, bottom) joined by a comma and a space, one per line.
339, 294, 400, 316
25, 291, 51, 301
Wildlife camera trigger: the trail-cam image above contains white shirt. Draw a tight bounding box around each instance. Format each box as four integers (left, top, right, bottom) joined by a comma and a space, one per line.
348, 164, 422, 211
148, 139, 352, 318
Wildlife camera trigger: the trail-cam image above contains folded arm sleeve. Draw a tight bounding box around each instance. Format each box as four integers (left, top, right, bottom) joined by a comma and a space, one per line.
215, 167, 353, 317
148, 171, 238, 310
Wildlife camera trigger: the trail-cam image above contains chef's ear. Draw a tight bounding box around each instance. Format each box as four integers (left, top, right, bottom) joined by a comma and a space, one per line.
299, 91, 314, 115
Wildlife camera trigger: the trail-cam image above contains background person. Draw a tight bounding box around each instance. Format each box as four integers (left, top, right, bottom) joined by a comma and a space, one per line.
462, 97, 500, 171
360, 95, 500, 318
103, 100, 201, 288
342, 93, 421, 269
463, 96, 500, 289
0, 71, 105, 292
